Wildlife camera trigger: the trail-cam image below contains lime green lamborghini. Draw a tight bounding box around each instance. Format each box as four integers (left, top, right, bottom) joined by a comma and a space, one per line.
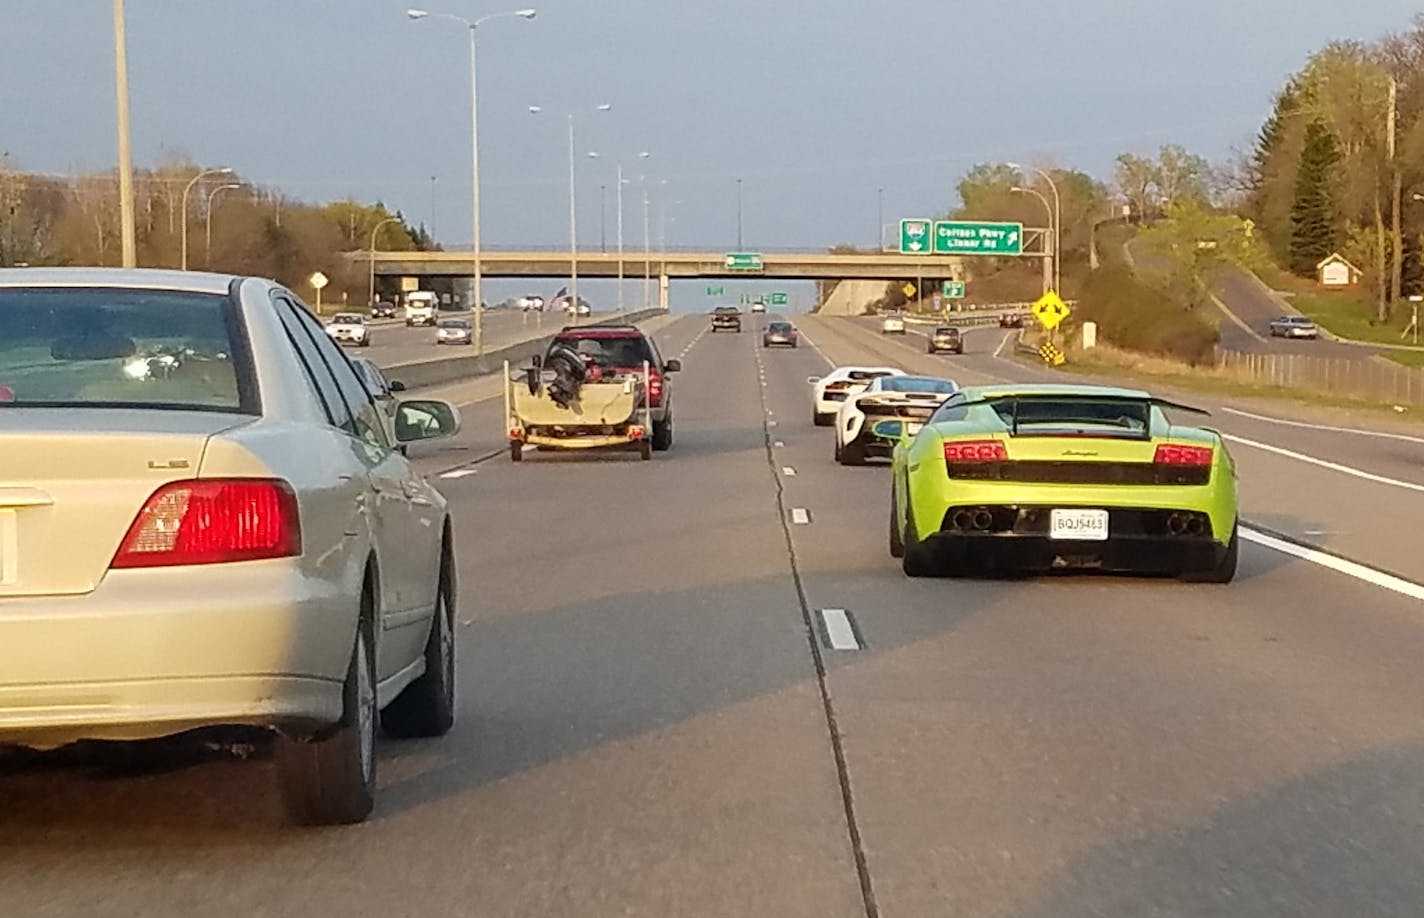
882, 384, 1239, 581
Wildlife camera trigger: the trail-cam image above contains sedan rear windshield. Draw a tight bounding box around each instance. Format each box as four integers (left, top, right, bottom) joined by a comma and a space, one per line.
0, 287, 249, 412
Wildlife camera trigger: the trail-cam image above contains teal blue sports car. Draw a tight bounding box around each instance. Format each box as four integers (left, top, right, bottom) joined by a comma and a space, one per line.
882, 383, 1239, 581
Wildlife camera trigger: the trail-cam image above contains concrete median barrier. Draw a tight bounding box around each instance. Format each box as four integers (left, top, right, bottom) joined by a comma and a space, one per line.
375, 308, 666, 388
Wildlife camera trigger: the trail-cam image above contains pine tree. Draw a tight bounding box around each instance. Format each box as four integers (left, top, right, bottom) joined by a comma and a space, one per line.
1289, 120, 1339, 275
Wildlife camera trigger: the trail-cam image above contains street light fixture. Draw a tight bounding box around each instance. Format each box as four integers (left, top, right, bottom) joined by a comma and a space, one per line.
1009, 162, 1061, 292
180, 167, 233, 270
204, 183, 241, 268
589, 149, 650, 313
530, 103, 612, 317
367, 216, 403, 308
408, 6, 537, 354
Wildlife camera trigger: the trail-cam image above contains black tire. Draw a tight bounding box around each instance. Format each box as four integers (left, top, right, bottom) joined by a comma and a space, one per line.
813, 412, 834, 428
889, 483, 905, 559
652, 416, 673, 452
833, 437, 842, 462
838, 440, 865, 466
510, 441, 523, 462
901, 506, 942, 578
792, 342, 798, 348
380, 549, 456, 738
638, 439, 653, 461
1182, 523, 1239, 583
276, 604, 376, 826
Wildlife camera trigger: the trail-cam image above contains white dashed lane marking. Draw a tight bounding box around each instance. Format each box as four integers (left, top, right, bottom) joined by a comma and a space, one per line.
781, 466, 797, 476
819, 609, 862, 651
440, 468, 478, 479
790, 508, 811, 525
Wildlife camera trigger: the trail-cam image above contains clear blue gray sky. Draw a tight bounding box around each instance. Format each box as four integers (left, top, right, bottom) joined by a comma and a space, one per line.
3, 0, 1419, 254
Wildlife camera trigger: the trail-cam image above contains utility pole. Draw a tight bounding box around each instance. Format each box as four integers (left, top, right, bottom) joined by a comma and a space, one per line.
1389, 76, 1402, 309
113, 0, 137, 267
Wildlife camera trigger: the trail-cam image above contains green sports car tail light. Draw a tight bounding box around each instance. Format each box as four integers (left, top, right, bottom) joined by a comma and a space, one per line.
1154, 444, 1213, 466
944, 440, 1008, 462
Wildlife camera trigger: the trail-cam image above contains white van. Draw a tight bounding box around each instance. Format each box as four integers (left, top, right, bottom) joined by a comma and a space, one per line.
405, 291, 438, 327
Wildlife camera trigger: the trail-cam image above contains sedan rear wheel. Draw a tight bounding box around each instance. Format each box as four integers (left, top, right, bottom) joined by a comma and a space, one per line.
381, 554, 456, 738
276, 607, 376, 826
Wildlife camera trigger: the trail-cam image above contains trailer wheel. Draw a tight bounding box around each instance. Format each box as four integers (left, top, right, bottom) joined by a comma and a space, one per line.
638, 439, 652, 461
510, 441, 523, 462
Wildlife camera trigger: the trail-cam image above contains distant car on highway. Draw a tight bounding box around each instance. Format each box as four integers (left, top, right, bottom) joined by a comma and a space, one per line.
763, 319, 798, 348
0, 267, 464, 825
711, 306, 742, 333
371, 301, 398, 319
545, 324, 680, 451
1269, 315, 1319, 339
520, 295, 546, 312
750, 301, 767, 314
881, 314, 907, 335
835, 374, 959, 465
886, 383, 1238, 583
928, 326, 963, 354
808, 365, 906, 426
999, 313, 1025, 328
326, 312, 370, 347
436, 318, 473, 345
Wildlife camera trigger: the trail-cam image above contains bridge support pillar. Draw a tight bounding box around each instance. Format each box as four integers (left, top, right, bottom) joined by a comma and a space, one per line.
659, 273, 669, 310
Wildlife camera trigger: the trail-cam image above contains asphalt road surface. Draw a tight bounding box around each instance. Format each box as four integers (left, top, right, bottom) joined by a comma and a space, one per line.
7, 313, 1424, 917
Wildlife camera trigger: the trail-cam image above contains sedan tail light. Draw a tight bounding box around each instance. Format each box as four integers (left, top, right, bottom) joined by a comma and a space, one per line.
111, 479, 301, 569
944, 440, 1008, 462
1154, 444, 1213, 466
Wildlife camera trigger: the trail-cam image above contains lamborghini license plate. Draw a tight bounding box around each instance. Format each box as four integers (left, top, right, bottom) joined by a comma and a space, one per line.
1049, 509, 1109, 541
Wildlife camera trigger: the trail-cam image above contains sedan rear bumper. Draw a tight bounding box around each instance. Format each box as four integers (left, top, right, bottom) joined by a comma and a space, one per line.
0, 564, 355, 747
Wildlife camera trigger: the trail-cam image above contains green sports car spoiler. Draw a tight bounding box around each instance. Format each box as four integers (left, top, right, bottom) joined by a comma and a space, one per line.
950, 393, 1211, 440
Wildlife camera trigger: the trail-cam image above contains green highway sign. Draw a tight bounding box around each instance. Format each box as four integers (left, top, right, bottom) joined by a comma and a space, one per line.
770, 292, 788, 306
724, 252, 764, 271
706, 285, 725, 296
899, 218, 933, 254
933, 221, 1023, 256
941, 280, 966, 298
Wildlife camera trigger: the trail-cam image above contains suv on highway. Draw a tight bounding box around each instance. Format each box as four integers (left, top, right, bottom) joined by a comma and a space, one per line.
711, 306, 742, 333
546, 325, 681, 451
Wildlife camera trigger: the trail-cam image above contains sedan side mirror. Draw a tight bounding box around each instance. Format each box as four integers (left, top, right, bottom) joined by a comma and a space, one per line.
663, 359, 682, 373
394, 399, 463, 444
389, 379, 407, 393
807, 375, 822, 385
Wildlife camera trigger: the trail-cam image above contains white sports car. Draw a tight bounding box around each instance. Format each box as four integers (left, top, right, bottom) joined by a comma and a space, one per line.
808, 366, 905, 427
834, 374, 959, 465
881, 314, 907, 334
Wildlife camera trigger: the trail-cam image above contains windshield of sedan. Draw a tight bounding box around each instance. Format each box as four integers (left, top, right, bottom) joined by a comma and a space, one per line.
0, 287, 248, 412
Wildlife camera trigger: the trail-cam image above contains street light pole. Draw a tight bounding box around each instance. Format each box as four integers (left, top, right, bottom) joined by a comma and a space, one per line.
1011, 185, 1053, 296
877, 187, 884, 251
368, 216, 402, 307
1010, 163, 1061, 292
204, 183, 240, 267
736, 178, 743, 250
112, 0, 137, 267
409, 8, 537, 355
642, 177, 651, 309
180, 166, 232, 270
531, 102, 611, 316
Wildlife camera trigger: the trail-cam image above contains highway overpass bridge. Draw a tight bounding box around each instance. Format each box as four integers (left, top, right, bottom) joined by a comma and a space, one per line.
355, 242, 1052, 308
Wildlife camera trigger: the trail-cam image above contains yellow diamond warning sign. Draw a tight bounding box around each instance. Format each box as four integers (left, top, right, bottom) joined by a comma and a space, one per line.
902, 282, 917, 299
1031, 291, 1071, 330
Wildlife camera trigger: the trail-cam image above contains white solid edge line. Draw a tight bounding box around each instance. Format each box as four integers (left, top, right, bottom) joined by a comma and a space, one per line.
440, 468, 478, 479
790, 507, 811, 524
782, 466, 797, 476
1242, 527, 1424, 602
1222, 433, 1424, 494
820, 609, 861, 651
1222, 407, 1424, 444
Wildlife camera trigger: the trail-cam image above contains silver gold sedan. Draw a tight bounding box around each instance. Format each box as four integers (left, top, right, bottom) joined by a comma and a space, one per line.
0, 268, 463, 825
